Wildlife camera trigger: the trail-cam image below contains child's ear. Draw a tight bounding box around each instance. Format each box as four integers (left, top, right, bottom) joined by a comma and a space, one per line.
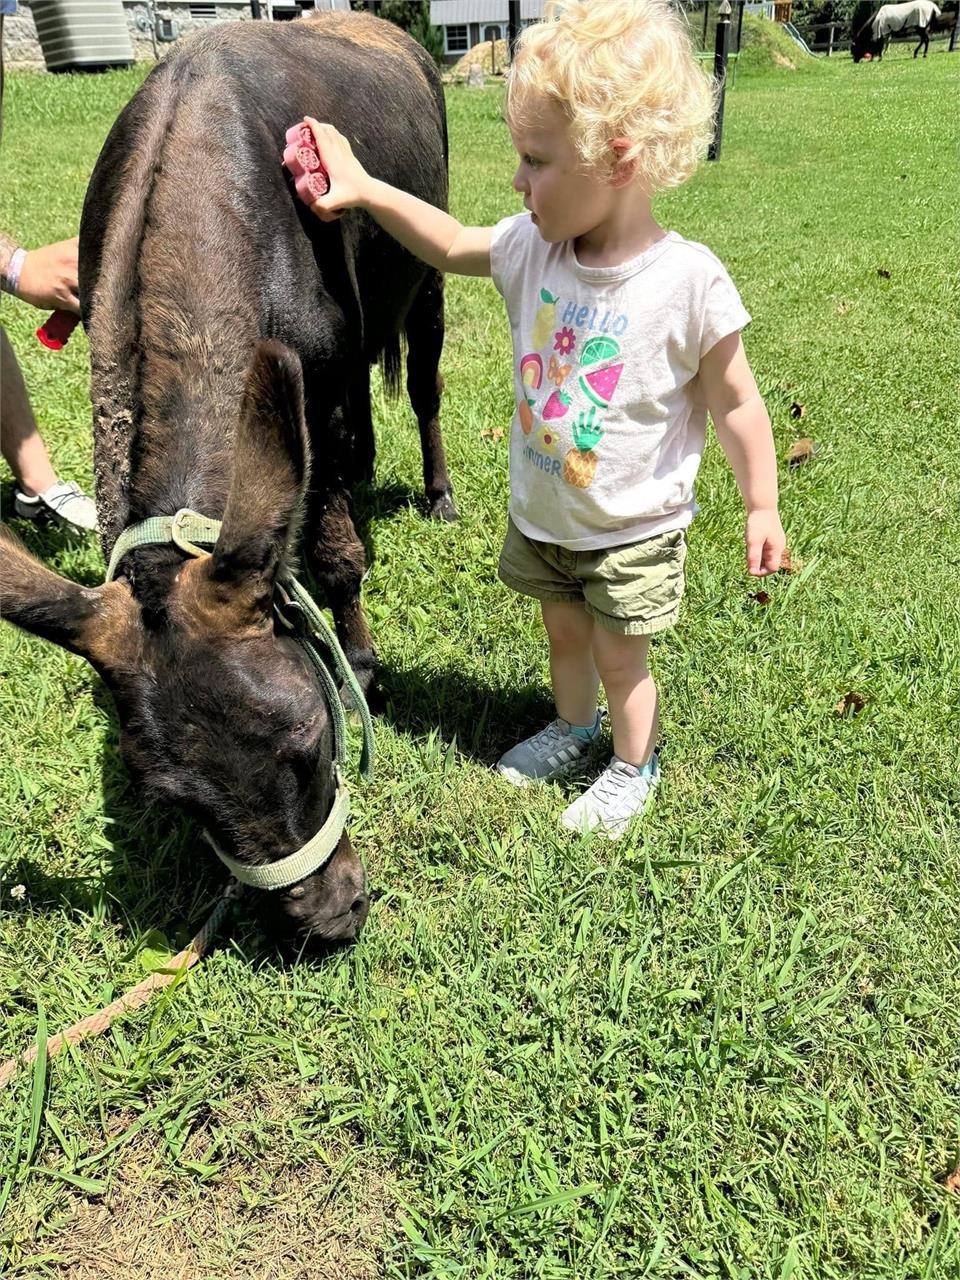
609, 137, 638, 188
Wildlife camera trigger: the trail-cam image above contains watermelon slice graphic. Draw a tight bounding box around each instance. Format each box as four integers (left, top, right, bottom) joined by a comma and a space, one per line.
580, 361, 623, 409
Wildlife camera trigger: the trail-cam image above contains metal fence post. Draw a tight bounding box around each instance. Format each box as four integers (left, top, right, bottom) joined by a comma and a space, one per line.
707, 0, 732, 161
509, 0, 521, 59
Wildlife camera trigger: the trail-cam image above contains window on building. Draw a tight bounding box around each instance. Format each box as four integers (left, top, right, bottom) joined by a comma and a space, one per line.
189, 4, 217, 18
445, 24, 469, 53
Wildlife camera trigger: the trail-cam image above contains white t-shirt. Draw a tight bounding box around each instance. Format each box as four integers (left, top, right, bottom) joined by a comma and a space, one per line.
489, 213, 751, 550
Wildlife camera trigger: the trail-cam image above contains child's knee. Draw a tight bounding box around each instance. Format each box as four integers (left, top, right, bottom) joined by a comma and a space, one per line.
592, 628, 650, 681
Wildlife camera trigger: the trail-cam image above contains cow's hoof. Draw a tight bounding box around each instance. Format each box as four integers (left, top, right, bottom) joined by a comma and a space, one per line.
428, 492, 459, 523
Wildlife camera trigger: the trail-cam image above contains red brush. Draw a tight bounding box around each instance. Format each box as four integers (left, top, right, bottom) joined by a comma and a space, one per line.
283, 122, 330, 204
36, 310, 80, 350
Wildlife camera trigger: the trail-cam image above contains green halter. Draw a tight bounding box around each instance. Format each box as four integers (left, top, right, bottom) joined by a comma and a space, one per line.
106, 508, 375, 891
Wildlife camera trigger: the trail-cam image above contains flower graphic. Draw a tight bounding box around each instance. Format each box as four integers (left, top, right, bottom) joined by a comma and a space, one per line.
553, 326, 576, 356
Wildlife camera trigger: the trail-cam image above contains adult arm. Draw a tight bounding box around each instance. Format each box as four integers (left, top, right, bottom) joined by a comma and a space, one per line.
0, 232, 80, 314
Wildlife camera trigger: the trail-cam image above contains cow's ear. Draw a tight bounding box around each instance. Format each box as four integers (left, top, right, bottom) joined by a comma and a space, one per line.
0, 525, 141, 673
206, 340, 311, 622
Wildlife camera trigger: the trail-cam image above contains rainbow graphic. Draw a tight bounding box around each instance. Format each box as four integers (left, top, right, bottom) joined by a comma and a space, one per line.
519, 353, 543, 392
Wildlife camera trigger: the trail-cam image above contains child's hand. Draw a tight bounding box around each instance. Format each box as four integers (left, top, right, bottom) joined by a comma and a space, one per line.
296, 118, 371, 221
745, 508, 785, 576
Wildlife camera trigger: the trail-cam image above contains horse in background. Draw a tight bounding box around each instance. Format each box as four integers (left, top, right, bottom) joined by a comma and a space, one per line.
851, 0, 945, 59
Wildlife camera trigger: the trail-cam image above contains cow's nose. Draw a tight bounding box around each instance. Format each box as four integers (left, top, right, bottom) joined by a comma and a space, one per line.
309, 890, 370, 944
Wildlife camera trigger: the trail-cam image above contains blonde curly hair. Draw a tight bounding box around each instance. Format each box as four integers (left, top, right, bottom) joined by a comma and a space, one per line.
506, 0, 717, 193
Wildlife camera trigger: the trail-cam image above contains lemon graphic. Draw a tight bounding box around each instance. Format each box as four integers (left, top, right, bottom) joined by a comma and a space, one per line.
531, 289, 558, 349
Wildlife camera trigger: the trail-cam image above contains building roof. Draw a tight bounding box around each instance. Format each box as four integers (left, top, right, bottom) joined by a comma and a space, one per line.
430, 0, 545, 24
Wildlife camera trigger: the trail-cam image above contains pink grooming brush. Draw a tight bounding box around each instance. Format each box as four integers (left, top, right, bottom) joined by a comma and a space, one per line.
283, 121, 330, 205
283, 142, 322, 177
295, 169, 330, 203
285, 122, 315, 148
36, 310, 80, 350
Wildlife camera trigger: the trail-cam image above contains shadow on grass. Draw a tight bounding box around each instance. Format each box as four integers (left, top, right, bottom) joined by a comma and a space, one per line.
378, 656, 555, 766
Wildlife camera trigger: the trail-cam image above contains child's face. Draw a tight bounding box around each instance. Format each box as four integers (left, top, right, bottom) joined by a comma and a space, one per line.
508, 98, 617, 246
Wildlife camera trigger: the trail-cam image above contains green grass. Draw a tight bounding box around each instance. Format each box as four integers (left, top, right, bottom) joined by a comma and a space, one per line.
2, 46, 960, 1280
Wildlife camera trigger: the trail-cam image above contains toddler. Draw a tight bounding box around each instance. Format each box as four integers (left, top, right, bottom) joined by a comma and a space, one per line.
292, 0, 785, 837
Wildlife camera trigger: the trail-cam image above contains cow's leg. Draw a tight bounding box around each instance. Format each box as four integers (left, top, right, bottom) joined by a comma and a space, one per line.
305, 485, 379, 704
405, 268, 457, 523
300, 392, 379, 703
348, 365, 376, 488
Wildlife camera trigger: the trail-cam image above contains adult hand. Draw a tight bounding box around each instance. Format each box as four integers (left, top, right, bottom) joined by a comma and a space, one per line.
16, 237, 80, 314
298, 118, 373, 222
745, 508, 786, 577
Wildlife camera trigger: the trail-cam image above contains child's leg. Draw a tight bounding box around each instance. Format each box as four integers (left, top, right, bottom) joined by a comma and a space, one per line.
590, 627, 656, 767
541, 600, 600, 727
495, 602, 602, 786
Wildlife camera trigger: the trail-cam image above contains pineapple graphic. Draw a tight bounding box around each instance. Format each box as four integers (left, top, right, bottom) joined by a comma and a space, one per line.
531, 289, 558, 349
563, 406, 604, 488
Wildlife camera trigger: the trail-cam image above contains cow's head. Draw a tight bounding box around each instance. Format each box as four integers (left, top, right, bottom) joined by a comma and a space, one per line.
1, 341, 368, 950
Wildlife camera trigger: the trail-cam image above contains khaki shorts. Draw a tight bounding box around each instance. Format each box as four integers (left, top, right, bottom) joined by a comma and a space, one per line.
498, 518, 687, 636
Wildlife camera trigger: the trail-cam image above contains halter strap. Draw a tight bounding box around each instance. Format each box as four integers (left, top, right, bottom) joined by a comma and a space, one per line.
105, 508, 374, 891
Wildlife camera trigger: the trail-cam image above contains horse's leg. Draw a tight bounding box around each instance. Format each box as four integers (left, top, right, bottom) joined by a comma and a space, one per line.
405, 268, 458, 523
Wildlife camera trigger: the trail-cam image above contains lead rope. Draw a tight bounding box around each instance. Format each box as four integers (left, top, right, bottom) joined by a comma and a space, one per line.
0, 880, 242, 1088
281, 574, 374, 780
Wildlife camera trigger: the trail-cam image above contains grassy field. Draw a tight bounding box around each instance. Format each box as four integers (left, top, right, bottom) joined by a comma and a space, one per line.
1, 38, 959, 1280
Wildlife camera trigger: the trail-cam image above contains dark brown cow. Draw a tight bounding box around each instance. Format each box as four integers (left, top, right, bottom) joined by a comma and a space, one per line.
0, 12, 455, 948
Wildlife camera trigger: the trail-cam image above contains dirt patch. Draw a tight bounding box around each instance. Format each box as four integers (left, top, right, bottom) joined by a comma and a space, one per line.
39, 1150, 391, 1279
25, 1083, 395, 1280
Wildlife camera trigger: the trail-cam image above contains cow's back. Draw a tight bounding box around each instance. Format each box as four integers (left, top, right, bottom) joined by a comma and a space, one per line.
79, 13, 447, 550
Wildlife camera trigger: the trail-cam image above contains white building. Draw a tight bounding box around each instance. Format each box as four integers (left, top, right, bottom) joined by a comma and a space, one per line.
429, 0, 544, 61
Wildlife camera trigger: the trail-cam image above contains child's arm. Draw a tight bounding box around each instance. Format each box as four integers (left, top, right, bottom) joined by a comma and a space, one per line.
300, 120, 493, 278
697, 332, 785, 577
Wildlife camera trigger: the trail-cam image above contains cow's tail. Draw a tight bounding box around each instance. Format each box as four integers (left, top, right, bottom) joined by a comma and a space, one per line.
379, 337, 404, 399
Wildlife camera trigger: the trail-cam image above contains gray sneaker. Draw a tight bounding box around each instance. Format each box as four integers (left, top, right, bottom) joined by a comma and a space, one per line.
13, 481, 97, 533
496, 714, 603, 788
561, 753, 659, 839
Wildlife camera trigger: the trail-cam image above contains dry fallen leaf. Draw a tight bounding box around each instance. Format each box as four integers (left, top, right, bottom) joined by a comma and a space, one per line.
787, 437, 816, 466
876, 267, 891, 279
481, 427, 504, 442
748, 590, 772, 606
835, 691, 867, 717
779, 549, 803, 574
945, 1168, 960, 1193
789, 402, 806, 420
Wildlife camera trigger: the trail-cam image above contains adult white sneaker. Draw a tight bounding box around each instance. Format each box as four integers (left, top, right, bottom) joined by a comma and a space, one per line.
13, 481, 97, 533
496, 713, 603, 787
561, 753, 659, 839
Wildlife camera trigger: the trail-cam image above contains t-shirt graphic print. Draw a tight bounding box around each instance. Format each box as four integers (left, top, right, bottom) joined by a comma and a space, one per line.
490, 214, 751, 551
